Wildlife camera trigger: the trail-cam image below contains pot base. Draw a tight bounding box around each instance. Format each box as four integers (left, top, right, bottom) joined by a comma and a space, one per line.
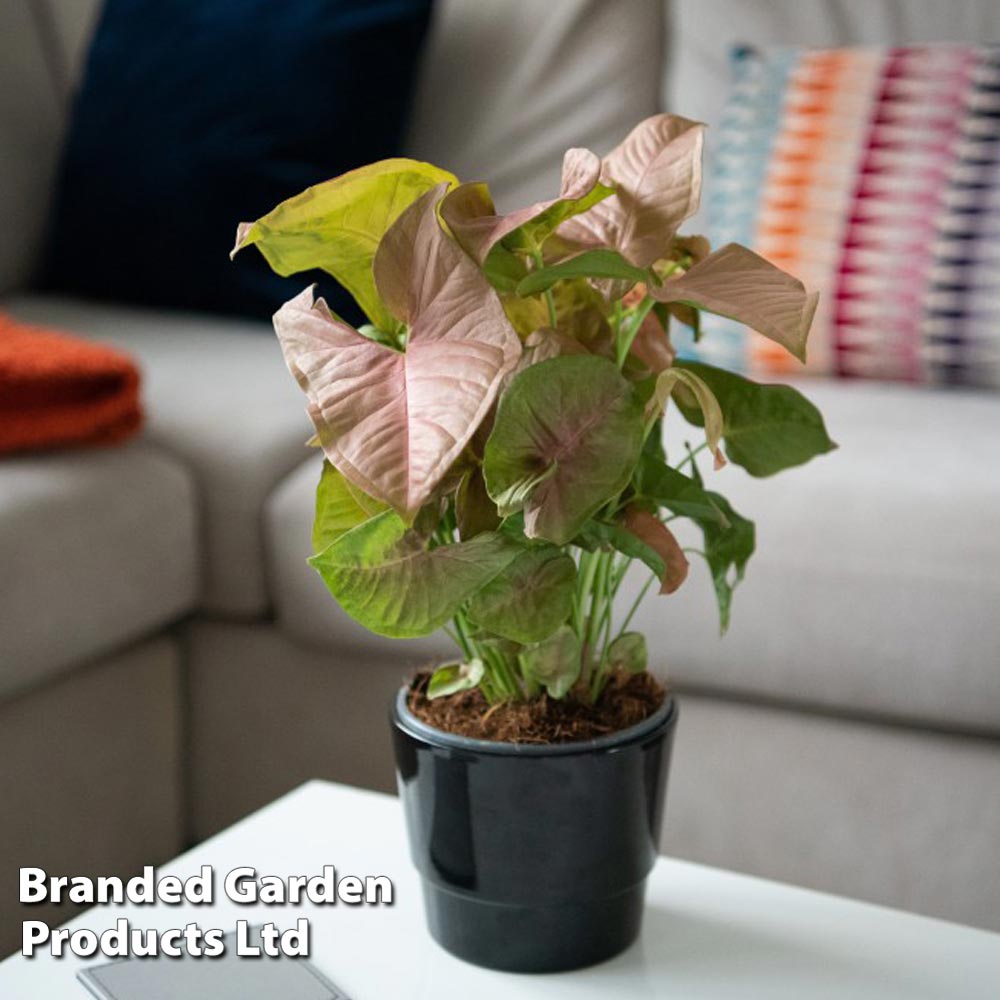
422, 879, 647, 973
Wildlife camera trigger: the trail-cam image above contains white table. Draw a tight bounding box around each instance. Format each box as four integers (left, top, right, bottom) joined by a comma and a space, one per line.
2, 781, 998, 998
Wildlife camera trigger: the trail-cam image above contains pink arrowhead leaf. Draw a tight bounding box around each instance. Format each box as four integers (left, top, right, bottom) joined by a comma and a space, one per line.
559, 115, 705, 269
273, 187, 521, 519
651, 243, 818, 363
622, 507, 690, 595
440, 148, 608, 264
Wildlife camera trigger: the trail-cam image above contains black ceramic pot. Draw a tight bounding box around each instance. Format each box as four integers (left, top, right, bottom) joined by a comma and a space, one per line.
391, 688, 678, 973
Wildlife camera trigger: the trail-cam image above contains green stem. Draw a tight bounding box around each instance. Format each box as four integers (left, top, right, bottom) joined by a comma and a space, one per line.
442, 623, 465, 656
583, 551, 612, 682
598, 564, 617, 656
588, 553, 632, 702
544, 290, 558, 328
531, 250, 558, 328
439, 514, 521, 705
590, 657, 610, 704
501, 658, 524, 699
518, 653, 541, 699
454, 611, 482, 660
679, 440, 708, 472
616, 296, 656, 368
481, 654, 510, 704
479, 672, 502, 704
482, 640, 526, 701
573, 549, 599, 634
614, 572, 657, 641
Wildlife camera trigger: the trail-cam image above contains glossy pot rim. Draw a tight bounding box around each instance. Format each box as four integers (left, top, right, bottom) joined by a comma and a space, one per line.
392, 684, 677, 757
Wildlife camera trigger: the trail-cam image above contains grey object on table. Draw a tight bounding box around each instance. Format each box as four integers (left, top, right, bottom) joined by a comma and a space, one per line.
78, 927, 348, 1000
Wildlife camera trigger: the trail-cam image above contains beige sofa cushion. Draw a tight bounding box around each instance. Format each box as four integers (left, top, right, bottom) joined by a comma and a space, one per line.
406, 0, 666, 208
0, 442, 197, 697
6, 295, 312, 617
667, 693, 1000, 932
635, 378, 1000, 734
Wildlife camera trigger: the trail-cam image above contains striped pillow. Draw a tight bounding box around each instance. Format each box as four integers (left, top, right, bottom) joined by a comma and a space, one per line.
684, 44, 1000, 387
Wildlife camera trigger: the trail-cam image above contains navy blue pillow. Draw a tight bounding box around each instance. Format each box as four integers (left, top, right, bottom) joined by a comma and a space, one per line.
42, 0, 433, 322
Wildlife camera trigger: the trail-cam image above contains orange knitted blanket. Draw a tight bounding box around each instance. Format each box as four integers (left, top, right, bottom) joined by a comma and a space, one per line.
0, 314, 143, 453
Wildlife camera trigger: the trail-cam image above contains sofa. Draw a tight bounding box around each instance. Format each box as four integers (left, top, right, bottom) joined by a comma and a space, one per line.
2, 0, 999, 957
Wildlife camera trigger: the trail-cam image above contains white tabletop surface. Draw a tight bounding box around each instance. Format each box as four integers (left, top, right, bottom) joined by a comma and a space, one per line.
2, 780, 998, 998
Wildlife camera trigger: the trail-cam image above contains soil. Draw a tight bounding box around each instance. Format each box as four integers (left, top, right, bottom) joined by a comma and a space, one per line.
407, 669, 666, 744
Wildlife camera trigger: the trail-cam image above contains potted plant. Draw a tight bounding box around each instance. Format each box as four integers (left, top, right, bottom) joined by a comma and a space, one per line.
233, 114, 834, 973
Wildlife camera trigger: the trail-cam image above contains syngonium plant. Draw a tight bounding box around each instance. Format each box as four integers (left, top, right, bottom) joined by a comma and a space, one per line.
233, 114, 835, 705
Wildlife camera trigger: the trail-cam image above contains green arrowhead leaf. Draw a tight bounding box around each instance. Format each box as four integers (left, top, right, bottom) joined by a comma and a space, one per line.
483, 245, 529, 293
516, 250, 650, 298
455, 466, 501, 540
308, 511, 518, 638
633, 455, 728, 527
483, 355, 644, 545
232, 158, 456, 331
428, 659, 485, 699
502, 188, 616, 256
519, 625, 581, 699
621, 507, 689, 594
674, 361, 837, 477
440, 150, 613, 269
642, 417, 668, 465
312, 460, 387, 553
575, 520, 666, 581
699, 490, 755, 633
466, 545, 576, 643
605, 632, 647, 674
630, 450, 755, 630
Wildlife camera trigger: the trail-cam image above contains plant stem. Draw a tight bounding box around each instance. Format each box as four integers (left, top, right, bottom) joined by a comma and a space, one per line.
451, 611, 477, 660
612, 299, 623, 338
614, 572, 657, 641
574, 549, 599, 634
530, 249, 558, 328
616, 296, 656, 368
583, 550, 612, 684
518, 652, 541, 699
479, 644, 505, 696
479, 672, 501, 704
544, 290, 558, 328
442, 623, 464, 653
500, 658, 524, 699
679, 440, 708, 472
599, 560, 617, 653
590, 655, 611, 704
587, 553, 633, 702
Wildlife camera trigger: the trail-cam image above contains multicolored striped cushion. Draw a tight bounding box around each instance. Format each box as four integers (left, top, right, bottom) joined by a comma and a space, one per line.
684, 44, 1000, 387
